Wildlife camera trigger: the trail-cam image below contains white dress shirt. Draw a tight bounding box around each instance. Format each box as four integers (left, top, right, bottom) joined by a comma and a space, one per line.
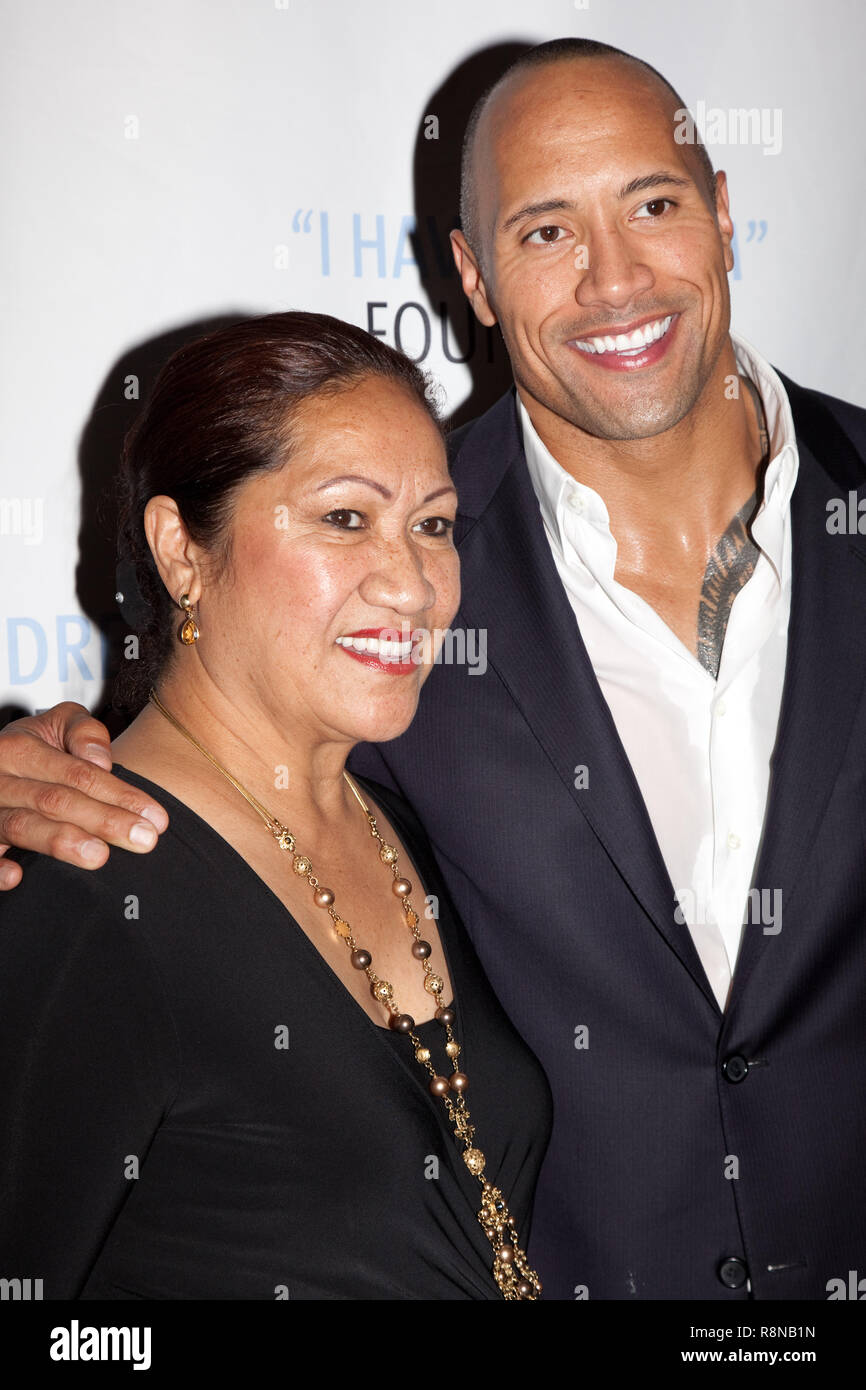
519, 332, 799, 1009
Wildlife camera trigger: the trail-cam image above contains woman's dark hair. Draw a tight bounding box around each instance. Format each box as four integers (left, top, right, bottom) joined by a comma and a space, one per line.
113, 310, 443, 713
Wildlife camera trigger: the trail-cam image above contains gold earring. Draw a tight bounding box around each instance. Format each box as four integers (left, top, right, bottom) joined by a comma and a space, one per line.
178, 593, 200, 645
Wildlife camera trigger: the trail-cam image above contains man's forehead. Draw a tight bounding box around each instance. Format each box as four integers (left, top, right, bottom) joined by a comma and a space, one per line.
482, 58, 678, 160
476, 59, 691, 209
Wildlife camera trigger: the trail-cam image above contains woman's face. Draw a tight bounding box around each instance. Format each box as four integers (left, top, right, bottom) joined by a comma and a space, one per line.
193, 374, 461, 748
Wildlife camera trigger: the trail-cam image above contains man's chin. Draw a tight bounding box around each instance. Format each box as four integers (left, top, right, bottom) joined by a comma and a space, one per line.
551, 388, 696, 442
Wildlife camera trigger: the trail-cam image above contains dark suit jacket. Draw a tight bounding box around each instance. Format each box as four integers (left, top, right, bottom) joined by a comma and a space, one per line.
347, 370, 866, 1300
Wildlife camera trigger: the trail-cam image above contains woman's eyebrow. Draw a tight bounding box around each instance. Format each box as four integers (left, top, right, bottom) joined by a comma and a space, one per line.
315, 475, 457, 504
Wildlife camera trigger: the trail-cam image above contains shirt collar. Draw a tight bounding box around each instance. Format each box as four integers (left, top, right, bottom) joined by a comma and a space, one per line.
519, 329, 800, 564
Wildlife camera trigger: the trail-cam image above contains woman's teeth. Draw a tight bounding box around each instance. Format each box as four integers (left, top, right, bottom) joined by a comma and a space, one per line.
575, 314, 674, 355
336, 635, 414, 659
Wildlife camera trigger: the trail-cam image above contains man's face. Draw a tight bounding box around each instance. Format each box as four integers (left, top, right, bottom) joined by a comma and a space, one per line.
452, 59, 736, 441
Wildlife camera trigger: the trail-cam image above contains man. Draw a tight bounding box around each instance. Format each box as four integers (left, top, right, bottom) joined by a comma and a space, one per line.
2, 38, 866, 1300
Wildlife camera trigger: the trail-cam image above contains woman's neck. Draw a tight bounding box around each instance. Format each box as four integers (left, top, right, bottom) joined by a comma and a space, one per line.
111, 673, 360, 837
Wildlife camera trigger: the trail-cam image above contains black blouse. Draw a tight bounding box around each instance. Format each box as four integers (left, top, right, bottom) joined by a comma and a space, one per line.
0, 765, 552, 1299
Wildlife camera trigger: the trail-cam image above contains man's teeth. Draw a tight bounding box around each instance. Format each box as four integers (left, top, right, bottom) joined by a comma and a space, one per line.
336, 635, 414, 659
575, 315, 674, 355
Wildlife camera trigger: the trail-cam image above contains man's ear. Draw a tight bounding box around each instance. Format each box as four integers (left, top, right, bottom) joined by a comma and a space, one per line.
713, 171, 735, 275
450, 229, 498, 328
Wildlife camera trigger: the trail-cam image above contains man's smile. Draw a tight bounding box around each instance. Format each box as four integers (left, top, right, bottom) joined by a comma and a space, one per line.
568, 312, 679, 371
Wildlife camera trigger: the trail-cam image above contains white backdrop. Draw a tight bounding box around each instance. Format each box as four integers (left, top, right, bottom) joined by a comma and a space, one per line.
3, 0, 865, 716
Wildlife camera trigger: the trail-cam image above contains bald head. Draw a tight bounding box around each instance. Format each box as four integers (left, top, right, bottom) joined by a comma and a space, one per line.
459, 39, 716, 262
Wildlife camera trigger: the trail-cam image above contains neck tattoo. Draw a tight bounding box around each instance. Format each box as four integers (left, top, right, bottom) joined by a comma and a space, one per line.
695, 374, 770, 680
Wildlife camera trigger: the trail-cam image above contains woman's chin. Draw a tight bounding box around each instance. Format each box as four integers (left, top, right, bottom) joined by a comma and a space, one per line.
342, 697, 421, 749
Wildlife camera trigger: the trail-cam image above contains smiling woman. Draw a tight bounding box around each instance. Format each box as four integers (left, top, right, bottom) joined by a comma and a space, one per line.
0, 312, 552, 1300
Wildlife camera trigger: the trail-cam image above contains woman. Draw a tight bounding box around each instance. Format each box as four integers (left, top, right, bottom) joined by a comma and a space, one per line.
0, 312, 551, 1300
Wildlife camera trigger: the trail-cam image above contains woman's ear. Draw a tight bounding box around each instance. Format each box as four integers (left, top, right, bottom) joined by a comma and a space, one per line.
143, 496, 202, 607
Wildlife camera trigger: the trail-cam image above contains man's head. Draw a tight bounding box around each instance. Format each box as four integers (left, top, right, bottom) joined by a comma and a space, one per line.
451, 39, 736, 442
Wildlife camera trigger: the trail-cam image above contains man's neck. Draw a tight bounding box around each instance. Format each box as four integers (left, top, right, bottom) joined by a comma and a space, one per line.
519, 339, 770, 675
518, 340, 765, 561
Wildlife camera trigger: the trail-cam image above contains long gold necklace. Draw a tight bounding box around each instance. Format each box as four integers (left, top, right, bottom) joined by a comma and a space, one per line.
147, 687, 542, 1300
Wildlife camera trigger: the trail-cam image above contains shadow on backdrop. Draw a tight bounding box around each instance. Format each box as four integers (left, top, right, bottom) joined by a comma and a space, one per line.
75, 315, 252, 734
3, 44, 540, 736
411, 39, 534, 428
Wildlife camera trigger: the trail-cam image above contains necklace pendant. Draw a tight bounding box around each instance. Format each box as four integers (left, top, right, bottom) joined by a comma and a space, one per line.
269, 823, 295, 853
477, 1185, 542, 1300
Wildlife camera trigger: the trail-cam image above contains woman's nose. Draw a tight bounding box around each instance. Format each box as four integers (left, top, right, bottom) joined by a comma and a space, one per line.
358, 537, 437, 617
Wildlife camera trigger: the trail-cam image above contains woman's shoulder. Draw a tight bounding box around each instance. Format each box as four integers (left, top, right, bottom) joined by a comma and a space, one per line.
1, 843, 120, 920
0, 761, 216, 939
0, 834, 167, 997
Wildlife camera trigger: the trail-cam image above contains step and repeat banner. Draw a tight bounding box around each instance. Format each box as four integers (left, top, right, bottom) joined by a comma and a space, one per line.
2, 0, 864, 717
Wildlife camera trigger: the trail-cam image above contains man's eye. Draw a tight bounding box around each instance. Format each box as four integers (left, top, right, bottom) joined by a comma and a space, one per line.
413, 516, 455, 537
525, 225, 566, 245
323, 509, 365, 529
633, 198, 675, 220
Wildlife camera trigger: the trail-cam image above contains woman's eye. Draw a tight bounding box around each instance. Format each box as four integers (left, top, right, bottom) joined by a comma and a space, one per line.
323, 509, 365, 529
413, 517, 455, 537
633, 198, 675, 220
525, 225, 566, 245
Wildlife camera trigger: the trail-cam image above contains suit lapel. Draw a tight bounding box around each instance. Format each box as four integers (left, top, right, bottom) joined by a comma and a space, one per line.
451, 392, 719, 1008
728, 423, 866, 1004
450, 382, 866, 1014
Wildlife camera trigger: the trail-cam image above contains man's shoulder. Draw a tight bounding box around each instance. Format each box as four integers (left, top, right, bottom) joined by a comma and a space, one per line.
777, 370, 866, 490
445, 389, 520, 468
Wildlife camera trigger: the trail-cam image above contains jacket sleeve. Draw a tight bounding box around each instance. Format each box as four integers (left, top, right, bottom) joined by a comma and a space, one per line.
0, 856, 179, 1298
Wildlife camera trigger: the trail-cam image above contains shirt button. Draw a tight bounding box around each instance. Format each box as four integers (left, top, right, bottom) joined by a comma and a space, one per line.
727, 832, 741, 850
567, 491, 584, 513
718, 1257, 749, 1289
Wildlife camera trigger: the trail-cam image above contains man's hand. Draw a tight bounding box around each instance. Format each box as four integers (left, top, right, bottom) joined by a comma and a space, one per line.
0, 703, 169, 889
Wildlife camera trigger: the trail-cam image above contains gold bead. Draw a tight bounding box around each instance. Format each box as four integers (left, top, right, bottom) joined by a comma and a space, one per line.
276, 831, 295, 852
371, 980, 393, 1001
415, 1046, 431, 1063
333, 918, 351, 940
446, 1041, 460, 1058
293, 854, 312, 875
424, 973, 444, 995
379, 843, 398, 864
405, 908, 419, 927
463, 1148, 486, 1174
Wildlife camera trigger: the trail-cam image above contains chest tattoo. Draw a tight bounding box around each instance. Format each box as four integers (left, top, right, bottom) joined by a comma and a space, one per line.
696, 491, 760, 679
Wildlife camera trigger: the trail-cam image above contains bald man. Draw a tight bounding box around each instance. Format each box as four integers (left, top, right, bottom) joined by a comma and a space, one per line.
3, 38, 866, 1301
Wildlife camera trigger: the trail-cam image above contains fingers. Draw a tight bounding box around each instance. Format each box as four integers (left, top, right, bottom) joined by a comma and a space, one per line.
0, 804, 115, 879
0, 852, 23, 890
0, 751, 169, 883
5, 702, 114, 770
52, 703, 115, 770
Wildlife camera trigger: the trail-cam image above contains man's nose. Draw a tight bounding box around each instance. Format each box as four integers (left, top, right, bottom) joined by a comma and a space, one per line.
575, 225, 654, 310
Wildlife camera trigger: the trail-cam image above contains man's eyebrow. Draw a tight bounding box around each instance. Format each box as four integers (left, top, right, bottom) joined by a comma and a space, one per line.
500, 199, 574, 233
618, 171, 692, 198
499, 174, 694, 233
